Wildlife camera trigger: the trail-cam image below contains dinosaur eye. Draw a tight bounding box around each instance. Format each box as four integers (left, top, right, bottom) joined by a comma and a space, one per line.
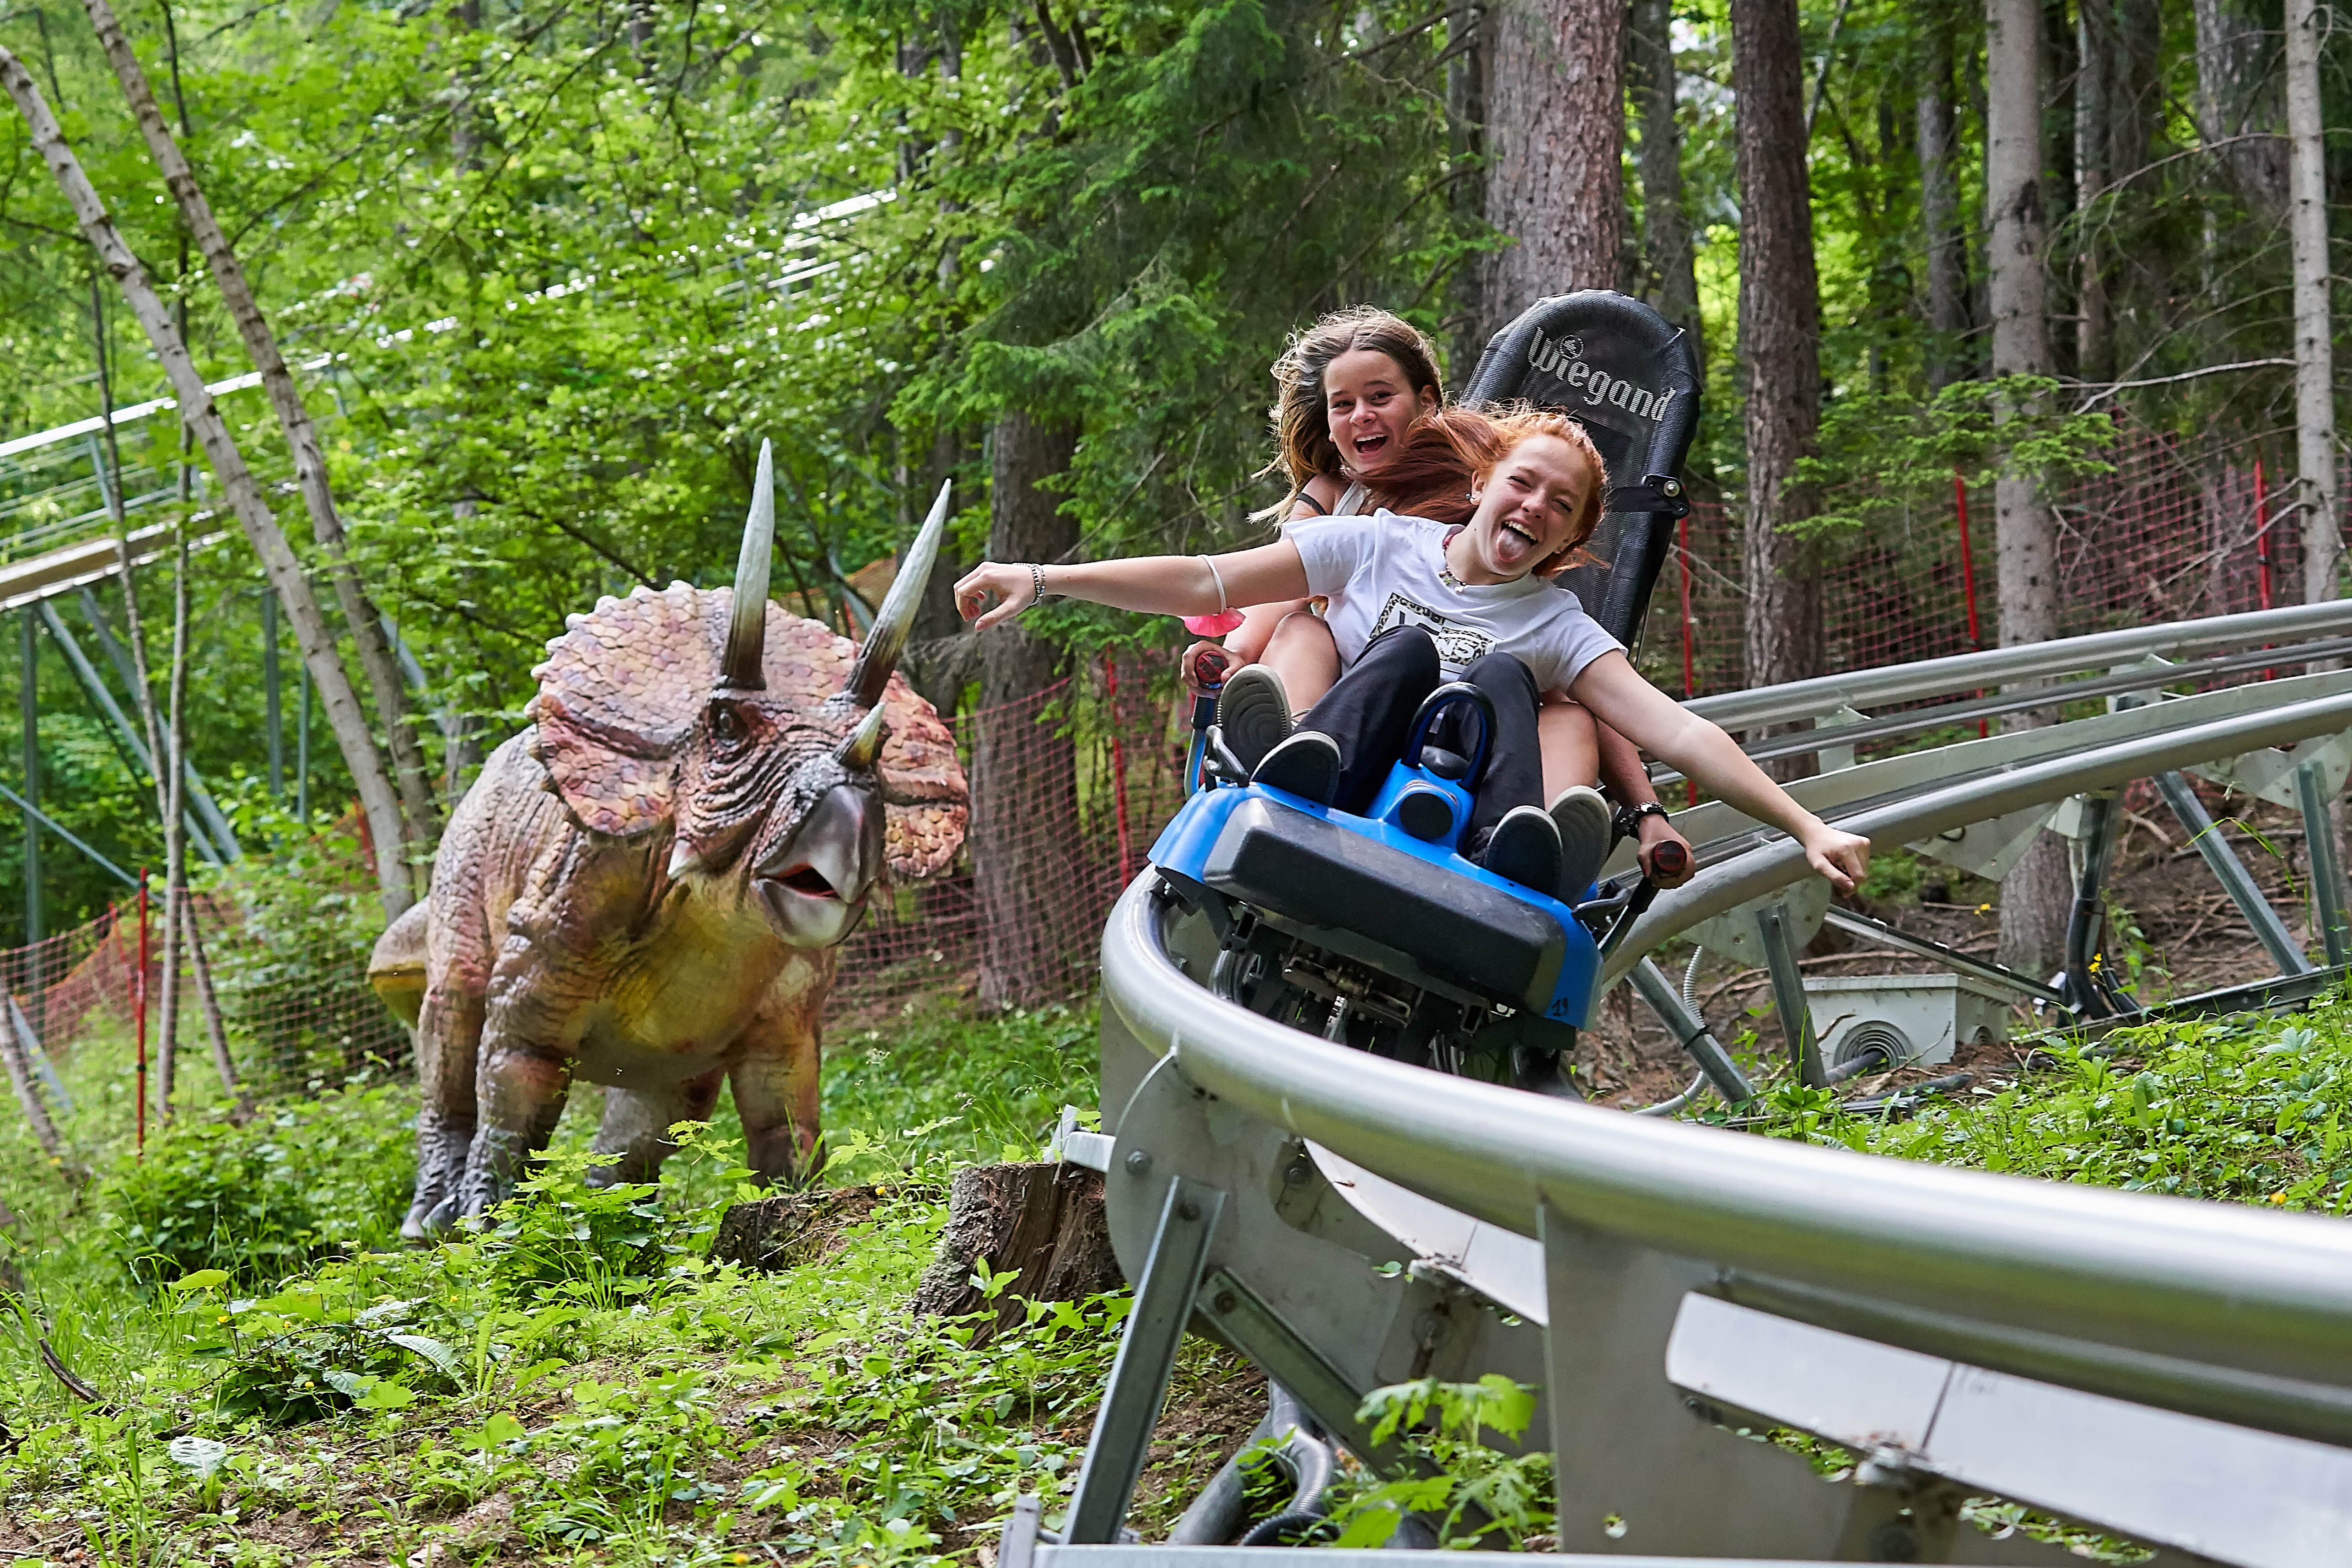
710, 702, 745, 744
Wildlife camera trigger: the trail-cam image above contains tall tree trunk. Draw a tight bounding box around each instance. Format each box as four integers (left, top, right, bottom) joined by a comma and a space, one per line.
2285, 0, 2338, 613
1484, 0, 1626, 307
1918, 24, 1967, 388
2191, 0, 2289, 226
1986, 0, 2068, 976
1447, 4, 1488, 374
83, 0, 437, 885
1630, 0, 1701, 370
2073, 0, 2111, 383
1730, 0, 1822, 697
974, 412, 1082, 1011
0, 46, 414, 917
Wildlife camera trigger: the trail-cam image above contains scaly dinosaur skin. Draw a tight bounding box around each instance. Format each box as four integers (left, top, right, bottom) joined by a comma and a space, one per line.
371, 576, 966, 1239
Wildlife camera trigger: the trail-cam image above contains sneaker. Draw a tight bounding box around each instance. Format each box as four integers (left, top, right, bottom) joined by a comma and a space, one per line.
1216, 664, 1293, 773
1548, 785, 1614, 900
1252, 730, 1341, 805
1476, 804, 1561, 892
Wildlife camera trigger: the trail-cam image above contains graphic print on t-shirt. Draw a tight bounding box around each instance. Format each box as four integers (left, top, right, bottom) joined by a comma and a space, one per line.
1372, 592, 1496, 672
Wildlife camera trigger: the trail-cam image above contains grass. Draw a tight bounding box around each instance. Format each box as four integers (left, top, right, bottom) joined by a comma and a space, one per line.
6, 978, 2352, 1564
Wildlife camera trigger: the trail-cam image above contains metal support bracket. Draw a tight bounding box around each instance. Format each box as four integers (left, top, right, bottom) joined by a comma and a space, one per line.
1629, 956, 1756, 1104
1755, 900, 1825, 1088
1062, 1176, 1225, 1544
2296, 760, 2351, 970
2154, 770, 2313, 976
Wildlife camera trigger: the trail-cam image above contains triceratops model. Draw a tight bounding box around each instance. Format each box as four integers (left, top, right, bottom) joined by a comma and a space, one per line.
369, 444, 967, 1238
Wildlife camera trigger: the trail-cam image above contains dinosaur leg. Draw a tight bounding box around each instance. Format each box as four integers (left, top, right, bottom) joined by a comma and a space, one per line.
405, 982, 485, 1240
589, 1068, 726, 1187
730, 1002, 824, 1188
457, 1039, 576, 1218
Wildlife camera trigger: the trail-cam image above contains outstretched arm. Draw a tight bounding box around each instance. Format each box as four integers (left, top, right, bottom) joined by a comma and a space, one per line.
956, 542, 1311, 631
1567, 652, 1870, 893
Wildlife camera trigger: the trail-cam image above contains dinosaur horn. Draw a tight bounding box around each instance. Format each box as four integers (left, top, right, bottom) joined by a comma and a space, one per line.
843, 477, 951, 707
836, 702, 887, 769
719, 439, 776, 691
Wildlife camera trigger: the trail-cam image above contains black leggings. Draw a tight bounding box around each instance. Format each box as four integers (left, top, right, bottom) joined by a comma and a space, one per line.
1298, 624, 1543, 846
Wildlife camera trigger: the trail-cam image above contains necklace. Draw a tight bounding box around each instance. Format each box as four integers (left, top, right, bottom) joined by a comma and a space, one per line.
1438, 528, 1467, 590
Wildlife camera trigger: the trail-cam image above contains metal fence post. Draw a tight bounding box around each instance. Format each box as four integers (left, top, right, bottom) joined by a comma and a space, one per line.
1754, 900, 1824, 1086
2296, 760, 2351, 970
1061, 1175, 1223, 1544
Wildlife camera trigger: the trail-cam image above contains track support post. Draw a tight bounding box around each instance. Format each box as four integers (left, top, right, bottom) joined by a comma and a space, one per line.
2296, 760, 2351, 970
1061, 1175, 1224, 1544
2063, 790, 2131, 1016
2156, 770, 2314, 976
1755, 900, 1825, 1087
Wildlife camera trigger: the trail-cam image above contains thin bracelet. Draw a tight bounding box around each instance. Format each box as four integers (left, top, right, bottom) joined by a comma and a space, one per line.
1200, 555, 1229, 615
1028, 562, 1046, 609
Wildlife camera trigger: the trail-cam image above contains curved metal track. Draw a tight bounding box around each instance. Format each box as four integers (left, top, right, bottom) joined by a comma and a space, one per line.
1003, 608, 2352, 1568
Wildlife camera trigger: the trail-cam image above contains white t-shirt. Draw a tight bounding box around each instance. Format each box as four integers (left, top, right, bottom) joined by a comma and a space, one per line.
1287, 511, 1625, 693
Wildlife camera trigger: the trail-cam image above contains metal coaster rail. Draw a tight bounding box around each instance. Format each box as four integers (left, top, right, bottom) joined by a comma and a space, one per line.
1004, 602, 2352, 1568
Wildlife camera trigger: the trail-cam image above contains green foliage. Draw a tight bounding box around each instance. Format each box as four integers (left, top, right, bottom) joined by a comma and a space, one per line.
1792, 377, 2117, 543
823, 998, 1100, 1177
1753, 989, 2352, 1211
1320, 1374, 1551, 1550
197, 814, 401, 1087
468, 1146, 698, 1307
102, 1074, 414, 1289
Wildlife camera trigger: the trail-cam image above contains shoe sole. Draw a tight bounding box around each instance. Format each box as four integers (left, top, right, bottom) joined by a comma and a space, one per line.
1550, 788, 1614, 900
1217, 667, 1293, 774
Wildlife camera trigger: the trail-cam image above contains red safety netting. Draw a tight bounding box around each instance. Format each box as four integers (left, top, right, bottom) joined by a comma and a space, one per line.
2, 433, 2346, 1109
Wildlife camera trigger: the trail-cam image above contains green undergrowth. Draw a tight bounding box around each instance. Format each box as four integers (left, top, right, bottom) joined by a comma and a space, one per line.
1748, 983, 2352, 1212
8, 984, 2350, 1564
0, 1001, 1116, 1566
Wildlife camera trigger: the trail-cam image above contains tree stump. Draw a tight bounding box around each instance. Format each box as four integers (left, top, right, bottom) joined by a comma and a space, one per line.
912, 1162, 1123, 1341
709, 1185, 883, 1272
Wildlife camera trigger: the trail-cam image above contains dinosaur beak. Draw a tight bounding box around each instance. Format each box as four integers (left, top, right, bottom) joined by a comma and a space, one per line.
753, 784, 882, 947
841, 477, 950, 708
718, 439, 775, 692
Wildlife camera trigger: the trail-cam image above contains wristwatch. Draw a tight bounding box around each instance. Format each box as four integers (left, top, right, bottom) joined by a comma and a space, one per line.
1613, 800, 1670, 840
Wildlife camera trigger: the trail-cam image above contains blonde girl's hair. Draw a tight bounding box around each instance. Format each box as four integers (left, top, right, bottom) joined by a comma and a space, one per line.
1251, 307, 1446, 523
1470, 406, 1611, 579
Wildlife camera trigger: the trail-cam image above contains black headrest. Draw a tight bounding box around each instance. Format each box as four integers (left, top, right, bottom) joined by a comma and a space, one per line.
1460, 291, 1702, 647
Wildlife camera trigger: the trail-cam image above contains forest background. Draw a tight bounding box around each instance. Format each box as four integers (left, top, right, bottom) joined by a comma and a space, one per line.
0, 0, 2346, 982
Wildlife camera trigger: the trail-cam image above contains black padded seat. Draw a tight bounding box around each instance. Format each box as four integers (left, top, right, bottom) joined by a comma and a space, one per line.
1200, 796, 1565, 1011
1462, 291, 1703, 647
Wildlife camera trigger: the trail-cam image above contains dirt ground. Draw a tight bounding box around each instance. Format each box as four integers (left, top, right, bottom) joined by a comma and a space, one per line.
1577, 776, 2332, 1108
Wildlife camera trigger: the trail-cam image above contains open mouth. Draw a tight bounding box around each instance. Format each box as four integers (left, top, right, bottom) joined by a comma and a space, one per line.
778, 865, 839, 899
1353, 432, 1389, 459
1502, 521, 1541, 550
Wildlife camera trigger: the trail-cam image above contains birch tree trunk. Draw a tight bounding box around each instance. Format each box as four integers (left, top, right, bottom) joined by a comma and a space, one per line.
1985, 0, 2069, 977
1630, 0, 1701, 368
82, 0, 437, 880
1484, 0, 1625, 306
0, 45, 414, 917
2285, 0, 2338, 614
1917, 24, 1966, 389
1730, 0, 1822, 697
